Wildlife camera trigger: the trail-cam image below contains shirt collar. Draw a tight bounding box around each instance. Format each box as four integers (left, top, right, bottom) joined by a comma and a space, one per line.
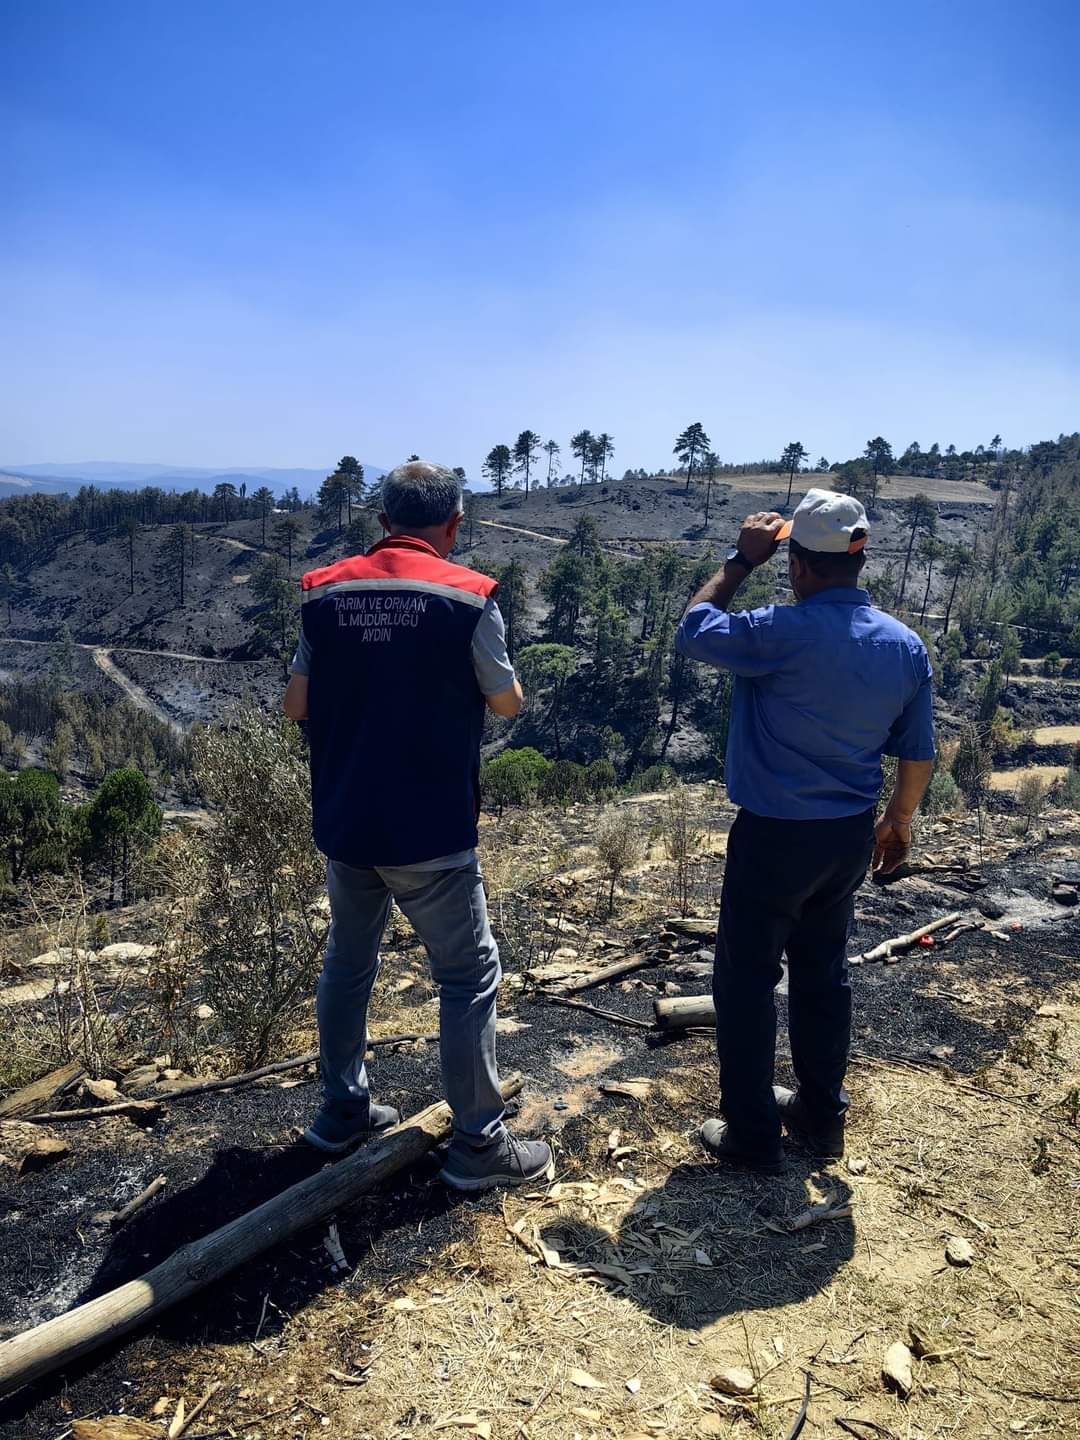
367, 534, 443, 560
799, 587, 871, 607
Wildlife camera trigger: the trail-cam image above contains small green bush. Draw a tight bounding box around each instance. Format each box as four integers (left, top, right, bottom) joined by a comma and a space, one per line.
922, 770, 961, 815
481, 747, 551, 814
585, 758, 617, 798
1060, 766, 1080, 811
538, 759, 591, 807
1043, 651, 1063, 677
624, 763, 677, 795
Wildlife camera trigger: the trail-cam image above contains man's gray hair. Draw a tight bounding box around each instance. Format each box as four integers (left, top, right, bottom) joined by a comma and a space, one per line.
380, 460, 463, 529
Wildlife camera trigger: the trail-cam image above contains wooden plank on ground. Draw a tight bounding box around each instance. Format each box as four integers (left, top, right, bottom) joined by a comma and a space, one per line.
0, 1062, 84, 1119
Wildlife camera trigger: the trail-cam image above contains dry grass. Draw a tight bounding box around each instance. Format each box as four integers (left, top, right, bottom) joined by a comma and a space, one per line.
1030, 725, 1080, 747
989, 765, 1069, 793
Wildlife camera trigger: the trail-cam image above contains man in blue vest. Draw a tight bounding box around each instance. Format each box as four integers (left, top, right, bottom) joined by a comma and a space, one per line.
284, 460, 553, 1191
676, 490, 935, 1172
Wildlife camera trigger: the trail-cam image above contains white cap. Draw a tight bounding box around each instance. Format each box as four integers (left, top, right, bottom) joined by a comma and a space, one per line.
775, 488, 869, 554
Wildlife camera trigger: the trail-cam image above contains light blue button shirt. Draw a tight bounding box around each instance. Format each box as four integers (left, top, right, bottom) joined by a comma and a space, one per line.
676, 587, 936, 820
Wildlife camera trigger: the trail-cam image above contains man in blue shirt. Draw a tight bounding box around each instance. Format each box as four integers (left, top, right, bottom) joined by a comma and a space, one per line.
676, 489, 935, 1172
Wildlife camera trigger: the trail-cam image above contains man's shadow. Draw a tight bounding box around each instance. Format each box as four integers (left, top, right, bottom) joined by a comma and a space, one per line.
535, 1156, 854, 1330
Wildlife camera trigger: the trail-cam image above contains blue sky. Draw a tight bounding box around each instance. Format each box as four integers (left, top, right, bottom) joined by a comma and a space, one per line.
2, 0, 1078, 481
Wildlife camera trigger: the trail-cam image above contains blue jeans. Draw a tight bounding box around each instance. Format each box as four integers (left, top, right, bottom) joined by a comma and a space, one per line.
316, 858, 506, 1143
713, 807, 875, 1151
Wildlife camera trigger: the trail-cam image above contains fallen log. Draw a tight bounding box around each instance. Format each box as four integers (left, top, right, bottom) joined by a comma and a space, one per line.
850, 911, 962, 965
138, 1052, 318, 1099
0, 1062, 84, 1120
654, 915, 966, 1027
128, 1032, 440, 1105
938, 919, 984, 945
559, 954, 651, 995
23, 1099, 162, 1126
654, 994, 715, 1031
543, 994, 655, 1031
0, 1072, 524, 1398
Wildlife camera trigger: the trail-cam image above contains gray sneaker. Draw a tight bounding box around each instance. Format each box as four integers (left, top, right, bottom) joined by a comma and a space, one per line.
439, 1131, 554, 1192
303, 1100, 401, 1154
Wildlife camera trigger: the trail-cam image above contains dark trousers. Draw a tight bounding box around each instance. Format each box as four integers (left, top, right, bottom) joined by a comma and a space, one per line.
713, 806, 875, 1151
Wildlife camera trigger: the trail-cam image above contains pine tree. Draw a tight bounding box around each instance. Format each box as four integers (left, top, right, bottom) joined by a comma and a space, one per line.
941, 544, 972, 632
702, 451, 719, 528
512, 431, 541, 496
863, 437, 894, 504
542, 439, 561, 486
570, 430, 595, 487
595, 433, 615, 484
781, 441, 808, 506
494, 559, 527, 659
517, 644, 576, 759
482, 445, 512, 496
164, 524, 189, 605
213, 481, 238, 523
252, 487, 275, 547
273, 514, 303, 574
897, 493, 936, 608
674, 423, 710, 494
120, 517, 139, 596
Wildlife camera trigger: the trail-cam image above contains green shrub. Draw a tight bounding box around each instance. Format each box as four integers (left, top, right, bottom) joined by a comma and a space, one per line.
1060, 767, 1080, 811
193, 705, 326, 1068
0, 768, 67, 884
922, 770, 961, 815
941, 630, 965, 691
624, 763, 678, 795
1043, 651, 1063, 677
538, 759, 591, 806
481, 747, 551, 814
585, 758, 617, 798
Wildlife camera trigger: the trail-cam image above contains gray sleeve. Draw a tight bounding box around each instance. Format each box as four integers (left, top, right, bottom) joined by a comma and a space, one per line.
290, 629, 312, 676
471, 598, 517, 696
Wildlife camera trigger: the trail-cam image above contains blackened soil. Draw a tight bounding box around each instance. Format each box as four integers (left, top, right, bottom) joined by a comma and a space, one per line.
2, 850, 1078, 1438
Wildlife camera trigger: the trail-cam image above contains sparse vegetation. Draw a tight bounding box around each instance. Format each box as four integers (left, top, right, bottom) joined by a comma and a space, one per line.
191, 704, 328, 1067
661, 781, 704, 915
594, 807, 643, 913
1014, 772, 1048, 832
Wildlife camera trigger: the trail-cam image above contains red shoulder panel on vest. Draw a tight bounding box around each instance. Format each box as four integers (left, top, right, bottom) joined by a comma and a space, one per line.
301, 536, 497, 599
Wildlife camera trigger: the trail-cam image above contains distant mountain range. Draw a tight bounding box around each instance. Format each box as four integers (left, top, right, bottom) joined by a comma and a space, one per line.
0, 460, 387, 500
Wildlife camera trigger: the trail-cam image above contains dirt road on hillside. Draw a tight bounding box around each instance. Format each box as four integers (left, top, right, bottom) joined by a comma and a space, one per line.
0, 637, 254, 665
91, 648, 183, 732
478, 518, 647, 561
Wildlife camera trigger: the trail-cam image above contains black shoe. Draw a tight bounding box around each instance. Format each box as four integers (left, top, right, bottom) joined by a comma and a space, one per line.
699, 1118, 786, 1174
303, 1100, 401, 1153
774, 1086, 845, 1158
